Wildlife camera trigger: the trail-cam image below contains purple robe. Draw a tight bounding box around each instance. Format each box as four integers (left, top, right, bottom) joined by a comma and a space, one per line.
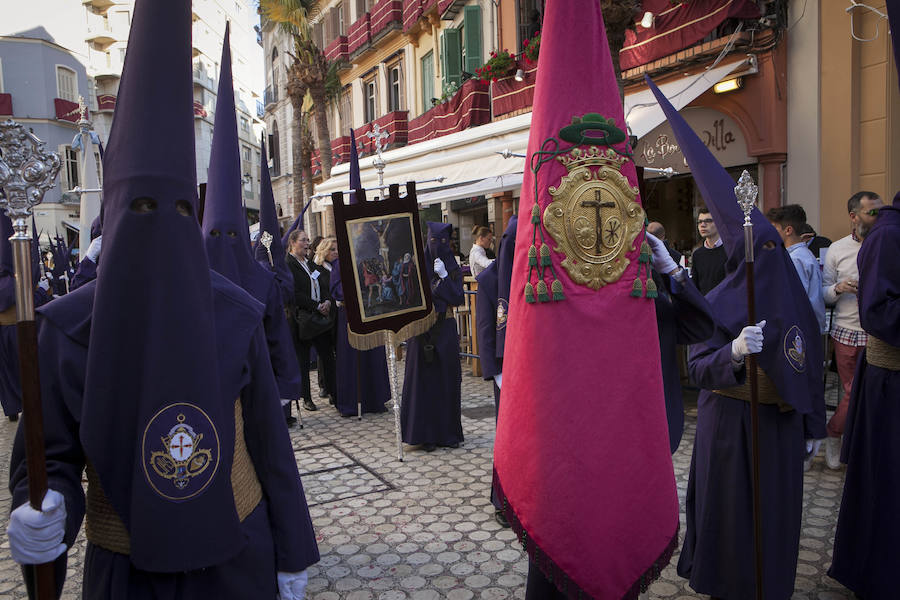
9, 274, 319, 598
70, 257, 97, 291
0, 289, 53, 418
828, 198, 900, 597
330, 259, 390, 416
400, 222, 465, 446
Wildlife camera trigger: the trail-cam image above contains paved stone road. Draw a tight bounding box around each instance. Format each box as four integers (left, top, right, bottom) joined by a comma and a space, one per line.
0, 365, 853, 599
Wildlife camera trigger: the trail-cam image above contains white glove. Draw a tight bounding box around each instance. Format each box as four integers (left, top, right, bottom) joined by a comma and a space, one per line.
7, 489, 67, 565
644, 232, 678, 275
85, 235, 102, 263
493, 373, 502, 389
277, 570, 309, 600
806, 439, 823, 459
731, 320, 767, 363
37, 278, 50, 293
433, 258, 448, 279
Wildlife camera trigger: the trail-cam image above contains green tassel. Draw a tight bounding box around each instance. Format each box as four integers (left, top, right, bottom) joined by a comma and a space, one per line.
646, 277, 658, 299
551, 279, 565, 301
536, 280, 550, 302
528, 245, 538, 267
531, 203, 541, 224
540, 244, 552, 266
630, 278, 643, 298
639, 240, 651, 263
525, 282, 535, 303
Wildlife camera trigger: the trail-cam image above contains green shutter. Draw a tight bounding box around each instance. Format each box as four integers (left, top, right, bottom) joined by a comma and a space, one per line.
421, 52, 434, 113
463, 5, 482, 76
441, 27, 462, 92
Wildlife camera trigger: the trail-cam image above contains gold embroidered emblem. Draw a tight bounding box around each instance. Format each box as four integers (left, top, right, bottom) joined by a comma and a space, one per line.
542, 146, 645, 289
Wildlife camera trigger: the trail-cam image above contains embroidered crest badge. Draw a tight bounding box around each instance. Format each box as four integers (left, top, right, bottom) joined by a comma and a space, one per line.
142, 403, 220, 501
784, 325, 807, 373
543, 145, 645, 290
496, 298, 508, 330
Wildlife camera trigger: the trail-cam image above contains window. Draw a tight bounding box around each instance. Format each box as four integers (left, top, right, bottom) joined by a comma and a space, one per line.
113, 10, 130, 31
364, 77, 377, 123
516, 0, 543, 52
0, 58, 5, 93
462, 5, 482, 76
440, 29, 462, 93
420, 51, 434, 113
240, 115, 250, 134
242, 145, 251, 162
271, 121, 281, 177
340, 2, 349, 35
339, 87, 352, 134
58, 145, 80, 191
387, 60, 404, 112
314, 22, 325, 49
56, 66, 77, 102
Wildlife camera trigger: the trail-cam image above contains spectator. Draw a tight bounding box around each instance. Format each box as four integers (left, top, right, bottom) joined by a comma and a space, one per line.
821, 191, 884, 468
766, 205, 827, 336
689, 208, 727, 294
798, 223, 832, 260
647, 221, 682, 266
469, 225, 495, 277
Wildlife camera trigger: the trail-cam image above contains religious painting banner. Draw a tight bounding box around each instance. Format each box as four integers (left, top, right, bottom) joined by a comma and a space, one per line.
331, 182, 435, 349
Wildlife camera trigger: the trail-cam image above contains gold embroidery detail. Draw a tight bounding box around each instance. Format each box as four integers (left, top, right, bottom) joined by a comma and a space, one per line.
543, 147, 645, 290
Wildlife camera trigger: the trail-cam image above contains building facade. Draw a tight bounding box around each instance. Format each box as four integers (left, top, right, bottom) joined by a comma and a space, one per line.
0, 0, 265, 245
261, 0, 899, 266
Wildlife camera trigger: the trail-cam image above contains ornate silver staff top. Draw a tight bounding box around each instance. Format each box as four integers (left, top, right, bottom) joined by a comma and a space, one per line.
734, 169, 759, 262
0, 120, 61, 219
734, 169, 758, 228
259, 231, 274, 267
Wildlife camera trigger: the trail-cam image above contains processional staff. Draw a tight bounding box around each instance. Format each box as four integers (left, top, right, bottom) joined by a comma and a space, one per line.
0, 119, 61, 600
735, 169, 764, 600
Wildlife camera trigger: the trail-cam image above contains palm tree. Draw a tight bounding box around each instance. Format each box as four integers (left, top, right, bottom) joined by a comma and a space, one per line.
600, 0, 643, 103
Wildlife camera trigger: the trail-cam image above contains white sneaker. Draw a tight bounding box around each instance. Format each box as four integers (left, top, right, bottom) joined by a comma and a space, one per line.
825, 436, 842, 469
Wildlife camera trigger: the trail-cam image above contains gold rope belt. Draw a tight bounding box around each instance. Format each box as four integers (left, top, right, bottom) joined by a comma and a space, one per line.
713, 367, 794, 413
0, 306, 16, 326
867, 335, 900, 371
85, 399, 263, 555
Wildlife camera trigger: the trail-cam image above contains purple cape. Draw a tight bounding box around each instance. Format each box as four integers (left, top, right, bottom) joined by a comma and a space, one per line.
80, 0, 244, 572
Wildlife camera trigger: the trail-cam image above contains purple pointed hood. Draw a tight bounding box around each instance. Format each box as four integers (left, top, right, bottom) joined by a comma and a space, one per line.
0, 213, 14, 311
349, 129, 361, 202
647, 76, 822, 415
253, 135, 292, 292
90, 215, 102, 240
82, 0, 245, 572
495, 215, 517, 357
202, 23, 270, 298
281, 206, 308, 248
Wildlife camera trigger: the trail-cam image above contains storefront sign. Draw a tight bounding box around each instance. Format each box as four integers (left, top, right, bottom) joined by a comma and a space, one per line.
635, 107, 752, 173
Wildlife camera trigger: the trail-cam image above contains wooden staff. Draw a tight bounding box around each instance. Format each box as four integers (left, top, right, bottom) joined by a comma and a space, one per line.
1, 120, 62, 600
735, 170, 763, 600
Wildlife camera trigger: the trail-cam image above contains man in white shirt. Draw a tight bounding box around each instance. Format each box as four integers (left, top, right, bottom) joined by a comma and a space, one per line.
821, 191, 883, 468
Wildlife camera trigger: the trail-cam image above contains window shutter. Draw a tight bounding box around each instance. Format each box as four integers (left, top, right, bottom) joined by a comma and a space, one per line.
441, 28, 462, 91
341, 2, 349, 35
356, 0, 366, 19
463, 5, 482, 75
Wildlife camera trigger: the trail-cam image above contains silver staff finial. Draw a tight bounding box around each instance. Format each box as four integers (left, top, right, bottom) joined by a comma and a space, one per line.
259, 231, 274, 267
734, 169, 758, 227
0, 120, 62, 219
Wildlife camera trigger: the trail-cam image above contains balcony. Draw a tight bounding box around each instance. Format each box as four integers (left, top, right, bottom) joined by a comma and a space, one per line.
96, 94, 116, 112
438, 0, 465, 19
324, 35, 349, 64
356, 110, 409, 155
402, 0, 422, 33
54, 98, 81, 123
348, 13, 371, 58
0, 93, 12, 117
408, 78, 490, 145
193, 101, 208, 119
82, 0, 115, 11
85, 24, 116, 48
256, 100, 265, 118
370, 0, 403, 43
192, 61, 216, 91
264, 85, 279, 108
491, 64, 537, 119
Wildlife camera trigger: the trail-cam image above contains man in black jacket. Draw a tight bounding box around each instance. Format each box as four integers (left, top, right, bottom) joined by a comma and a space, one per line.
690, 208, 727, 294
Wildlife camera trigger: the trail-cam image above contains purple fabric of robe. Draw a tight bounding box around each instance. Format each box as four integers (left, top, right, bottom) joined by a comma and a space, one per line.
828, 195, 900, 597
254, 137, 293, 304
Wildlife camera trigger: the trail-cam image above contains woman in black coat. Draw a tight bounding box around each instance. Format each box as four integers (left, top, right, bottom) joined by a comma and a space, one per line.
286, 230, 337, 413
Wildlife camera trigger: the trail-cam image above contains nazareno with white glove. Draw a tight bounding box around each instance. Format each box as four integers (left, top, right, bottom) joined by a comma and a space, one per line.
433, 257, 448, 279
644, 231, 679, 276
731, 320, 766, 365
7, 489, 67, 565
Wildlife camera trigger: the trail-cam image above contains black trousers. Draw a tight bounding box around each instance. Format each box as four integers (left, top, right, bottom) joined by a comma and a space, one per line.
525, 561, 568, 600
296, 328, 336, 404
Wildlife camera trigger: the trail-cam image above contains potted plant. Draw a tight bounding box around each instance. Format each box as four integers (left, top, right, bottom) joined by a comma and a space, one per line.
522, 31, 540, 65
475, 49, 516, 83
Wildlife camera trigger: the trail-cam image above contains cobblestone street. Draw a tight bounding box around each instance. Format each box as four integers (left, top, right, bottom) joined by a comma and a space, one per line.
0, 365, 854, 599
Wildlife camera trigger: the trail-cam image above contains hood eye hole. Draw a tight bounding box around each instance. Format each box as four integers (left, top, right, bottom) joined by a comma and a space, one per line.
210, 229, 221, 237
130, 197, 157, 214
175, 200, 193, 217
762, 240, 776, 250
226, 231, 237, 238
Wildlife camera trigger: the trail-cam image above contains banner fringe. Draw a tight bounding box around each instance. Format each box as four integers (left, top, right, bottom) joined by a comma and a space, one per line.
347, 309, 438, 351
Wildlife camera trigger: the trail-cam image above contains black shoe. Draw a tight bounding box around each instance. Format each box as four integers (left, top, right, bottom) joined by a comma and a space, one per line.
7, 414, 18, 422
285, 415, 297, 426
328, 394, 336, 406
445, 442, 460, 449
302, 399, 318, 411
318, 387, 328, 399
422, 443, 437, 452
495, 510, 510, 528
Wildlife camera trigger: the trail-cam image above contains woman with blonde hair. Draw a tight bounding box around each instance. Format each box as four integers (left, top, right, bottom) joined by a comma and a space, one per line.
469, 225, 495, 277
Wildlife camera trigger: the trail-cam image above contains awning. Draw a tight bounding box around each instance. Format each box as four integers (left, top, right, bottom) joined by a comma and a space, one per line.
624, 56, 751, 139
62, 220, 81, 232
312, 55, 750, 210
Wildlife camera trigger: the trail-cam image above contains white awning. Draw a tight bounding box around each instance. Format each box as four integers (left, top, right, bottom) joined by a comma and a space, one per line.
312, 55, 750, 210
624, 56, 751, 139
62, 220, 81, 232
